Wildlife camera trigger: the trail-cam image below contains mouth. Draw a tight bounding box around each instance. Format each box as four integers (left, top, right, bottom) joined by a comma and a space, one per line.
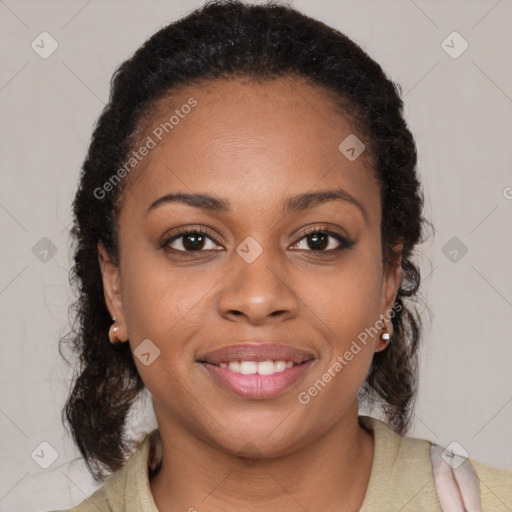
197, 343, 316, 399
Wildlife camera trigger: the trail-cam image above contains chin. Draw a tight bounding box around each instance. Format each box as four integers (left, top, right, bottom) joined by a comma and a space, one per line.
202, 409, 316, 459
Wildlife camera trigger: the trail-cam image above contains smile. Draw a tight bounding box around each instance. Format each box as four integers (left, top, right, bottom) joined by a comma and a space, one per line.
198, 343, 315, 399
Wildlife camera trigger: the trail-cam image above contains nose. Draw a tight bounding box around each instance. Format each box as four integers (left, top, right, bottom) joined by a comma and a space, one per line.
218, 242, 299, 325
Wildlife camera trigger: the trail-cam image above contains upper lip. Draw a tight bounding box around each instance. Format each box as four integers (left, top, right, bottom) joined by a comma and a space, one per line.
198, 343, 316, 365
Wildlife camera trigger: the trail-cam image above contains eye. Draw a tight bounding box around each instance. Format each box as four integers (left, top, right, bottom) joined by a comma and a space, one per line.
161, 227, 223, 253
290, 227, 354, 253
160, 225, 354, 257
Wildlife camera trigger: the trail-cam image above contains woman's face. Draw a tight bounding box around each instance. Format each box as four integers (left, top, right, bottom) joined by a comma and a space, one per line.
99, 77, 402, 457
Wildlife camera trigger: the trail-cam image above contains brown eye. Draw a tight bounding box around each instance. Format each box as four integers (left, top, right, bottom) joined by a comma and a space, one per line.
291, 228, 354, 253
162, 229, 223, 253
304, 232, 330, 250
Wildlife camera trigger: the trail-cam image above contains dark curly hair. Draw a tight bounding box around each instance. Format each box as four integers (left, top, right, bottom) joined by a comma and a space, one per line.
60, 0, 427, 482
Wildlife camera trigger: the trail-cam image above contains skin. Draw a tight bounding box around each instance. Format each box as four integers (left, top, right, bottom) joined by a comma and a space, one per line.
98, 77, 403, 512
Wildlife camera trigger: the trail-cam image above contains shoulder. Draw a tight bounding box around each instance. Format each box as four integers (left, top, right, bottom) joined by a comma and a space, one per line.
470, 457, 512, 509
45, 484, 110, 512
359, 415, 442, 510
46, 428, 160, 512
359, 415, 512, 511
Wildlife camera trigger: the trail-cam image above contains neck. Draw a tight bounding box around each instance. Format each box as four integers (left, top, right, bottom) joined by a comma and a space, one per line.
150, 405, 375, 512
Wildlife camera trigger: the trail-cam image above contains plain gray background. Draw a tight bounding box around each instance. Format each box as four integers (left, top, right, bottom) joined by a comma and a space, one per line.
0, 0, 511, 510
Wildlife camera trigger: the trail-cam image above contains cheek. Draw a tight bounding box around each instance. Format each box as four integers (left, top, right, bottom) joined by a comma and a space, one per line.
120, 254, 216, 406
295, 268, 381, 416
297, 252, 383, 336
120, 249, 216, 355
294, 251, 383, 389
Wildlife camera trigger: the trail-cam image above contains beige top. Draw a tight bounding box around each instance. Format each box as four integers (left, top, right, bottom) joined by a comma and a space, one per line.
51, 416, 511, 511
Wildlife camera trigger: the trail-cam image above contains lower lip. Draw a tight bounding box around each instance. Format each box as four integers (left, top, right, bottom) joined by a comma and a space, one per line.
201, 360, 314, 399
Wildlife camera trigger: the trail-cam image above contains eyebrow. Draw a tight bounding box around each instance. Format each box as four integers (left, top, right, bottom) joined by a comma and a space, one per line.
146, 187, 368, 223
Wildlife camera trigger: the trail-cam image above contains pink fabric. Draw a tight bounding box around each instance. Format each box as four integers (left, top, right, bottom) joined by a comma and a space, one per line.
430, 444, 483, 512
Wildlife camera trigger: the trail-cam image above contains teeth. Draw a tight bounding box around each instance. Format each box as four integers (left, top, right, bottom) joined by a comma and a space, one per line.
240, 361, 257, 375
275, 361, 287, 372
228, 361, 240, 372
220, 360, 296, 375
257, 360, 276, 375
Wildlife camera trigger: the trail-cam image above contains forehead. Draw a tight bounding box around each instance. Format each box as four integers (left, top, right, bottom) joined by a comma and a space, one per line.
119, 77, 380, 223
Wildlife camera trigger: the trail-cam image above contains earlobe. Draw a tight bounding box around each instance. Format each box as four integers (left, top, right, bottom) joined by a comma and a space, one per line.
379, 242, 403, 344
97, 242, 128, 343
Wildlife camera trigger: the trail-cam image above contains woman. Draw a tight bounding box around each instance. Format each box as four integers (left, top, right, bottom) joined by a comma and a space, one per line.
53, 1, 511, 510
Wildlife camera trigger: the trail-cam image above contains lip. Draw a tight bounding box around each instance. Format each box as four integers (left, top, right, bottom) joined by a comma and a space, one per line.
198, 343, 315, 365
197, 343, 316, 399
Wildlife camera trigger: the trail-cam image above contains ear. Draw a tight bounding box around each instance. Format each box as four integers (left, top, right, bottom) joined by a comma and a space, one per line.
98, 241, 128, 343
376, 242, 403, 352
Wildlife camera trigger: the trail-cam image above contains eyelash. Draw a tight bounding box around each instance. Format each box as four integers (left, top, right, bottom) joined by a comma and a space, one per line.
297, 226, 355, 254
160, 225, 354, 257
